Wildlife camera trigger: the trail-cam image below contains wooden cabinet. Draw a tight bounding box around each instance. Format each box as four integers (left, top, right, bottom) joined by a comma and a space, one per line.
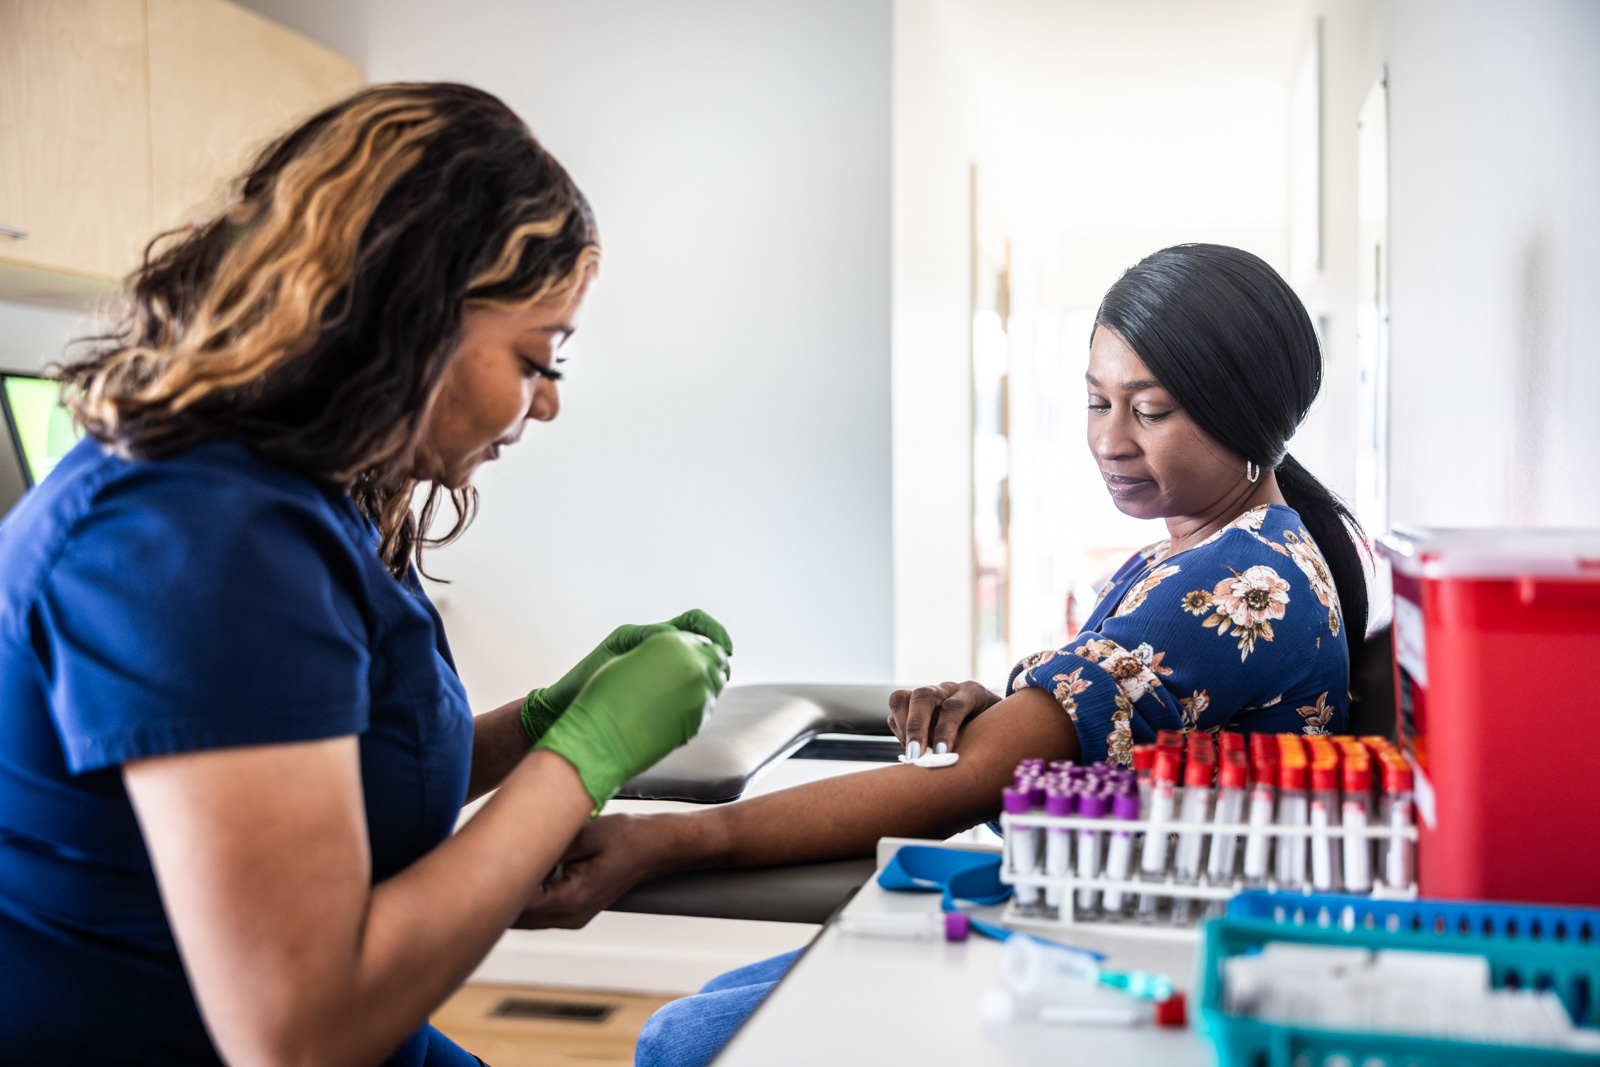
0, 0, 361, 308
0, 0, 154, 302
147, 0, 361, 235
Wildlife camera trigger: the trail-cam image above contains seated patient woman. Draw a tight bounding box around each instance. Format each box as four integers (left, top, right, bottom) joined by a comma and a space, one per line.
522, 243, 1370, 1067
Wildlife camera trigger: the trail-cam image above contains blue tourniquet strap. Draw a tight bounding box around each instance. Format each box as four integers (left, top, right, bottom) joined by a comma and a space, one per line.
876, 846, 1013, 911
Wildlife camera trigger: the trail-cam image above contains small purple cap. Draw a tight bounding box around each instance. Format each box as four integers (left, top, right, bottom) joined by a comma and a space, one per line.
1027, 781, 1048, 806
1112, 790, 1142, 820
943, 911, 970, 941
1077, 791, 1109, 819
1002, 787, 1031, 813
1045, 790, 1075, 817
1020, 758, 1045, 770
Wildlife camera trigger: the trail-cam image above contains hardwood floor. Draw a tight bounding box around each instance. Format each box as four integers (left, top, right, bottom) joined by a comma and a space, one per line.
431, 983, 678, 1067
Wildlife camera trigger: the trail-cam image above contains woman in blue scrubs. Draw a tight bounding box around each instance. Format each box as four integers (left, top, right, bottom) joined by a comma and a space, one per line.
0, 83, 731, 1066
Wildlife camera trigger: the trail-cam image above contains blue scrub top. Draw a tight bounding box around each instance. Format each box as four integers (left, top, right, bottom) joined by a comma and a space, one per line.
0, 437, 475, 1065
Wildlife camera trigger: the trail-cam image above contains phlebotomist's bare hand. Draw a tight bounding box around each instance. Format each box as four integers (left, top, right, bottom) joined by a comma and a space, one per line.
887, 681, 1001, 759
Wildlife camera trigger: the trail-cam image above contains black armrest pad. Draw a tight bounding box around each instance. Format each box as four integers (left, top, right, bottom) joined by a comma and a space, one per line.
607, 856, 878, 925
615, 684, 898, 803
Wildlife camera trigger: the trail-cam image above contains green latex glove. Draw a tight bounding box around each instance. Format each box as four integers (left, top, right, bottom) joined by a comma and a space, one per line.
520, 609, 733, 744
534, 630, 730, 810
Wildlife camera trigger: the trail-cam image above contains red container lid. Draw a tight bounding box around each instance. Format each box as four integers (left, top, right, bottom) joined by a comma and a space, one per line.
1379, 751, 1413, 793
1219, 749, 1248, 790
1184, 752, 1215, 787
1156, 730, 1184, 751
1342, 759, 1371, 793
1306, 737, 1340, 791
1378, 528, 1600, 580
1154, 992, 1187, 1028
1333, 736, 1367, 760
1277, 735, 1307, 790
1153, 748, 1183, 784
1219, 731, 1246, 753
1131, 744, 1156, 772
1249, 733, 1279, 782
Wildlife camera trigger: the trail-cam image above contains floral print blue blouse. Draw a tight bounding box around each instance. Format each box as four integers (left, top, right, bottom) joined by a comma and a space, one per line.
1007, 503, 1351, 765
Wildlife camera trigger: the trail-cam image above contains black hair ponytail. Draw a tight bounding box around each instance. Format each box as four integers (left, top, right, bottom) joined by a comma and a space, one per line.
1096, 243, 1368, 664
1274, 453, 1369, 662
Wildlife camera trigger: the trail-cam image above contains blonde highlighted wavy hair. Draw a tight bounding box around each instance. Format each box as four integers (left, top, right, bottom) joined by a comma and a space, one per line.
62, 83, 600, 576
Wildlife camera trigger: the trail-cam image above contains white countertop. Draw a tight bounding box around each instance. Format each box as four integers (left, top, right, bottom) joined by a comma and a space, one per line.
714, 838, 1217, 1065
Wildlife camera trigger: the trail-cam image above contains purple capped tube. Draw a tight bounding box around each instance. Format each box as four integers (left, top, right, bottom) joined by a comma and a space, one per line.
1003, 786, 1042, 912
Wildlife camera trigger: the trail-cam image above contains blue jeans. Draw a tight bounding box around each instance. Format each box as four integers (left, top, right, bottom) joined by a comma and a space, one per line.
634, 950, 803, 1067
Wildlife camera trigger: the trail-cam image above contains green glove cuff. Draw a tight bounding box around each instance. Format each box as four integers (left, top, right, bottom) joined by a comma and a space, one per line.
519, 688, 564, 746
533, 709, 627, 814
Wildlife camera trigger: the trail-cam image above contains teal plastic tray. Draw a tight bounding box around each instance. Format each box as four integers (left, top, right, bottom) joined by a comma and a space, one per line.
1198, 892, 1600, 1067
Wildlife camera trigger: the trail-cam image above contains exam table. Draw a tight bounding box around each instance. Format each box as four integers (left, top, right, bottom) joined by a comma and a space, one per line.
607, 684, 900, 925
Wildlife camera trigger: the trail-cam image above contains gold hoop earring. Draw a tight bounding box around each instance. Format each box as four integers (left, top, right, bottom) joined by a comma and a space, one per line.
1246, 461, 1260, 484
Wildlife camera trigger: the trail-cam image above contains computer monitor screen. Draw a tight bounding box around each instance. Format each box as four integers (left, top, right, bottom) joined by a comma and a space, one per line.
1, 372, 84, 487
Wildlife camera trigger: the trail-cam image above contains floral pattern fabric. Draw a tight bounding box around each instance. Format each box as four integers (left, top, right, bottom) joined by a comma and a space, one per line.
1007, 503, 1351, 765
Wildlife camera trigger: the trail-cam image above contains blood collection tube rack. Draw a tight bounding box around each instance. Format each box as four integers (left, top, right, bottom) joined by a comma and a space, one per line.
998, 792, 1419, 941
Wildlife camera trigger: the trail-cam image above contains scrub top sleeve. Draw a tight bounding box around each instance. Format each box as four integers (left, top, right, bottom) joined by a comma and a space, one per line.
37, 468, 372, 773
1008, 528, 1320, 764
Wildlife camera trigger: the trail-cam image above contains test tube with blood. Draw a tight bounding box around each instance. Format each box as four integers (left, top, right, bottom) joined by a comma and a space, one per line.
1378, 753, 1415, 890
1170, 738, 1216, 926
1340, 754, 1374, 893
1204, 748, 1250, 917
1242, 734, 1279, 885
1003, 786, 1043, 913
1306, 737, 1343, 892
1101, 787, 1141, 915
1131, 744, 1156, 817
1359, 737, 1399, 874
1075, 790, 1109, 916
1042, 787, 1075, 916
1137, 748, 1182, 922
1274, 735, 1309, 890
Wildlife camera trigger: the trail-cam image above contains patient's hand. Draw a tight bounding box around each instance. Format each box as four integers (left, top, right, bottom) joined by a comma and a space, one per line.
515, 813, 666, 929
887, 681, 1001, 759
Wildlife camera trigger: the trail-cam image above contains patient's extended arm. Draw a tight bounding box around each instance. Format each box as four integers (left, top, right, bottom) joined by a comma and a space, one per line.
518, 686, 1076, 929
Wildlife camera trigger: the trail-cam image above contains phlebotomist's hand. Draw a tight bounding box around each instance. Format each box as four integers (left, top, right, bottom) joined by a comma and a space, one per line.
533, 630, 730, 810
887, 680, 1002, 759
520, 609, 732, 744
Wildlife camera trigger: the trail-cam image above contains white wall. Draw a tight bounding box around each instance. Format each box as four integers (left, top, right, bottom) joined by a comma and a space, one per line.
889, 1, 978, 683
1383, 0, 1600, 528
243, 0, 895, 706
1308, 0, 1600, 530
0, 300, 94, 374
891, 0, 1304, 680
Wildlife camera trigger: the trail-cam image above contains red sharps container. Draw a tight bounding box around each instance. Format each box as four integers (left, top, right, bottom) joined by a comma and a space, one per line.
1378, 529, 1600, 905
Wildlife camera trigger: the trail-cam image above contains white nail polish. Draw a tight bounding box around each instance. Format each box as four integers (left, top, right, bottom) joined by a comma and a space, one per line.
935, 742, 948, 755
907, 741, 922, 760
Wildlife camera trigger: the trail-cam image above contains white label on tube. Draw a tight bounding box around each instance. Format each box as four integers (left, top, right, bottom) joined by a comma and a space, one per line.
1013, 830, 1040, 905
1044, 828, 1070, 909
1309, 798, 1335, 891
1342, 800, 1371, 892
1242, 786, 1274, 880
1103, 832, 1133, 910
